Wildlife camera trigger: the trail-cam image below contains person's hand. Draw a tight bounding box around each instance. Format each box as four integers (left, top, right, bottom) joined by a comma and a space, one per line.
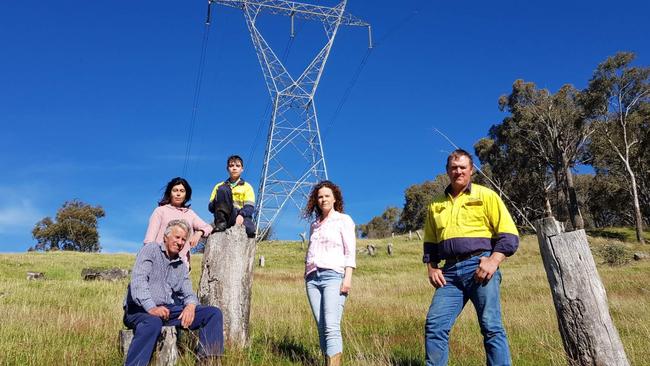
179, 304, 196, 328
235, 215, 244, 226
474, 254, 503, 284
340, 277, 352, 295
188, 231, 202, 248
148, 306, 170, 320
428, 265, 446, 288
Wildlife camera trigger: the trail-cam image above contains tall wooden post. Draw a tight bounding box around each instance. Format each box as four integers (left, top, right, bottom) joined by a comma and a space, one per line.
534, 217, 629, 366
198, 226, 256, 347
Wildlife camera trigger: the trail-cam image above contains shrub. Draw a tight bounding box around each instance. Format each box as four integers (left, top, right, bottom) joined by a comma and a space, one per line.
598, 242, 632, 266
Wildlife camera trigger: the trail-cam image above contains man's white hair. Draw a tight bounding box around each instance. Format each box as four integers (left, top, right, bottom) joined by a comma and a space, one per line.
163, 219, 192, 240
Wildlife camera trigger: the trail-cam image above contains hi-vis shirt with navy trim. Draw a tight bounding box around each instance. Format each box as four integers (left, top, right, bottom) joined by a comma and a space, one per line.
209, 179, 255, 210
422, 183, 519, 264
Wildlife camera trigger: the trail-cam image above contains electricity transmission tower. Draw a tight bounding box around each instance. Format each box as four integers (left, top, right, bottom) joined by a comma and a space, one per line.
210, 0, 371, 239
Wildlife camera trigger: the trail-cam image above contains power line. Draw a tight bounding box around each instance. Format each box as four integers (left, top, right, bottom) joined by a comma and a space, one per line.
432, 127, 537, 232
182, 8, 214, 177
322, 0, 425, 137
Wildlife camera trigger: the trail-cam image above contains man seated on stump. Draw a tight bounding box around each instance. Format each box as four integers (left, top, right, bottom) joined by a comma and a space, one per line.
208, 155, 256, 238
123, 219, 224, 366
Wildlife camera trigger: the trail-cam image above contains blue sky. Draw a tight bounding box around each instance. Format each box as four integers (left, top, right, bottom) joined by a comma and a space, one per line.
2, 0, 649, 252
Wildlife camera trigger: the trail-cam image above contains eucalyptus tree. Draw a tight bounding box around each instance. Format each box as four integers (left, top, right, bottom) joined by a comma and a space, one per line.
490, 80, 594, 229
474, 126, 549, 228
32, 200, 105, 252
585, 52, 650, 243
399, 175, 447, 232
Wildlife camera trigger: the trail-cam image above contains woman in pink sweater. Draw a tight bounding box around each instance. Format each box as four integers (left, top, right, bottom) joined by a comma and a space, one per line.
303, 180, 356, 366
144, 177, 213, 269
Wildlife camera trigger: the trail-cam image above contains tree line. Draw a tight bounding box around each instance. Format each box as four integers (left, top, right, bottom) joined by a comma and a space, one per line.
361, 52, 649, 243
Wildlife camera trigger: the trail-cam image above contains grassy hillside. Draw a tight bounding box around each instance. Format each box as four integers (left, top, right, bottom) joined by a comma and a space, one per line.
0, 235, 648, 365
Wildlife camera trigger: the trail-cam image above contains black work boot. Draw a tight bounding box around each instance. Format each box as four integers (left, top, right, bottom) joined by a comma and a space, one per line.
214, 210, 228, 232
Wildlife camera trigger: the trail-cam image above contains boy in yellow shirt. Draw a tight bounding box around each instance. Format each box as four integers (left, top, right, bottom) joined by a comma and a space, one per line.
208, 155, 256, 238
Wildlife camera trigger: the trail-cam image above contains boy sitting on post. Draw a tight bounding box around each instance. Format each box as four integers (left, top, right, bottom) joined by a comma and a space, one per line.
208, 155, 256, 238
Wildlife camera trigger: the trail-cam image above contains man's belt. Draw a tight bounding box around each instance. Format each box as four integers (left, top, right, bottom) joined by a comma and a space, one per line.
443, 250, 486, 264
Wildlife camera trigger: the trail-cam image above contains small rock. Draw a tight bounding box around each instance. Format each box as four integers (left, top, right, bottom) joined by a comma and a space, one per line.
633, 252, 649, 261
27, 272, 45, 280
82, 268, 129, 281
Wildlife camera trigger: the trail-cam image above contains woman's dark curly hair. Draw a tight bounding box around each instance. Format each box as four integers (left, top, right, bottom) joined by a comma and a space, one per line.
304, 180, 344, 220
158, 177, 192, 208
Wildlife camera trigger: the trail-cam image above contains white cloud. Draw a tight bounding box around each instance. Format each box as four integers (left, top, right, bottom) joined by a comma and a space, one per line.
100, 231, 142, 254
0, 200, 42, 234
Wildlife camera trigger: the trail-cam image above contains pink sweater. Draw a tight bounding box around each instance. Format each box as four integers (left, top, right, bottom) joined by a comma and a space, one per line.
305, 210, 357, 276
143, 204, 213, 266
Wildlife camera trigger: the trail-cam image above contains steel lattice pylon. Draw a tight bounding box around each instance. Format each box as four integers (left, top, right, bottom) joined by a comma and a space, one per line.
211, 0, 370, 239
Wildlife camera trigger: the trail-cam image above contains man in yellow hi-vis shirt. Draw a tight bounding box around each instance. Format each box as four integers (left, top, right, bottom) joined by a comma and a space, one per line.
423, 149, 519, 366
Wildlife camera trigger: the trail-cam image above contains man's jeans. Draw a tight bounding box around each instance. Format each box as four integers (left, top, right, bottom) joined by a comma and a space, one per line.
123, 304, 224, 366
425, 251, 511, 366
306, 268, 348, 356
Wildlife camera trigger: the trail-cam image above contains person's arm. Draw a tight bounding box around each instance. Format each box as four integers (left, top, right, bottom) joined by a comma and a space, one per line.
143, 207, 163, 244
238, 183, 256, 219
188, 210, 212, 247
486, 191, 519, 256
208, 184, 219, 213
422, 203, 445, 287
475, 191, 519, 283
474, 252, 506, 284
179, 268, 200, 308
340, 266, 354, 294
340, 215, 356, 294
341, 216, 356, 265
427, 260, 446, 288
178, 303, 196, 328
130, 246, 157, 311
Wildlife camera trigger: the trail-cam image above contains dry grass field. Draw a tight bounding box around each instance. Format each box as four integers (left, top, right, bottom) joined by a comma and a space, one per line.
0, 234, 648, 365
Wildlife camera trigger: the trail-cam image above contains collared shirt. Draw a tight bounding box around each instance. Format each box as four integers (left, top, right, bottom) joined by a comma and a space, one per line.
125, 242, 199, 311
305, 210, 357, 276
422, 183, 519, 264
209, 178, 255, 216
143, 204, 213, 245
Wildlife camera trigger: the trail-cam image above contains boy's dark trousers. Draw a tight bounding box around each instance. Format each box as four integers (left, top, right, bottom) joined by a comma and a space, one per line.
212, 184, 255, 238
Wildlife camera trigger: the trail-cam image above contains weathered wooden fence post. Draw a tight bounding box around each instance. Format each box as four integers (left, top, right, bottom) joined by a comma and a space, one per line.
366, 244, 376, 256
534, 217, 629, 366
198, 225, 256, 348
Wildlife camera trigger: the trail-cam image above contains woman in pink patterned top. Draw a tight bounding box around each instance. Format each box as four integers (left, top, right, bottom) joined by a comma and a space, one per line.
144, 177, 213, 270
303, 180, 356, 366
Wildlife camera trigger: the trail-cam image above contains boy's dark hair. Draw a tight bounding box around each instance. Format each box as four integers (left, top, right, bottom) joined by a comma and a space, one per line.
227, 155, 244, 168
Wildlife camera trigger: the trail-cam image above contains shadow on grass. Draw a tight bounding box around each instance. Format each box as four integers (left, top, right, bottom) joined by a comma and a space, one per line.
587, 228, 627, 241
272, 336, 320, 365
390, 352, 425, 366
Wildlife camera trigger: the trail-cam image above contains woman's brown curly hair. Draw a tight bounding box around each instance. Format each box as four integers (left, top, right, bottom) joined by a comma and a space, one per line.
303, 180, 345, 220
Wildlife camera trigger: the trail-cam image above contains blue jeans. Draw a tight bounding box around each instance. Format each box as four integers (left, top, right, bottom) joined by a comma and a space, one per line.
424, 251, 511, 366
123, 304, 224, 366
306, 268, 348, 356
